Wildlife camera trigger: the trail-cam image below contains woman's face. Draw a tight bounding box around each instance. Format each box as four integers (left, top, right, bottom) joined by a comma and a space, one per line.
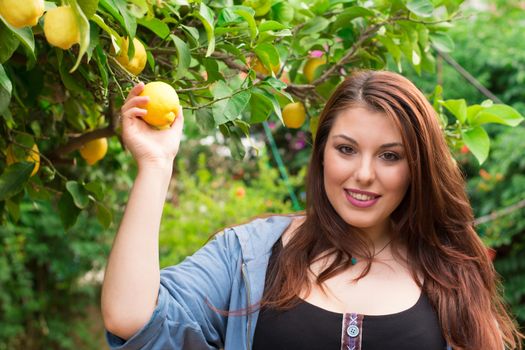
323, 106, 411, 237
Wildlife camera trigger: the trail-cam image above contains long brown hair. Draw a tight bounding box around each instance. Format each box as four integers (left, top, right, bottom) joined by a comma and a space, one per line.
261, 70, 523, 349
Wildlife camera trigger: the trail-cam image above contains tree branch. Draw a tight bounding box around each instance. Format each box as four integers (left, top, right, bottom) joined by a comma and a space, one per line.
51, 126, 116, 157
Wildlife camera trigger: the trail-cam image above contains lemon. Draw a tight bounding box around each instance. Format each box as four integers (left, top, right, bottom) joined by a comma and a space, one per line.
251, 56, 279, 76
79, 138, 108, 165
139, 82, 180, 129
0, 0, 44, 28
282, 102, 306, 128
116, 37, 147, 76
43, 6, 80, 50
6, 143, 40, 177
303, 57, 326, 83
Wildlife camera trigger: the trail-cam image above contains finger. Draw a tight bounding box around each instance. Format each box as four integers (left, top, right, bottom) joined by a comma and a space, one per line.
122, 95, 149, 113
122, 107, 148, 121
168, 106, 184, 128
124, 82, 145, 104
170, 111, 184, 136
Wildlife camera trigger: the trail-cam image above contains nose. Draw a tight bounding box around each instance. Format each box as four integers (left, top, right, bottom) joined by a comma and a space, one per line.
355, 156, 375, 184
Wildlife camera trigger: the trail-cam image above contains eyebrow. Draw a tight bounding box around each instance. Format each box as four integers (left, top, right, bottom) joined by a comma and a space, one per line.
333, 134, 404, 149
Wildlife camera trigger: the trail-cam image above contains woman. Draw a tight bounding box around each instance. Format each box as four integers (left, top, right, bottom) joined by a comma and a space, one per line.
102, 70, 522, 349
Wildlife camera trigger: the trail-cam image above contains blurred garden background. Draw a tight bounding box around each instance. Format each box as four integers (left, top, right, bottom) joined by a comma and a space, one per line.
0, 0, 524, 348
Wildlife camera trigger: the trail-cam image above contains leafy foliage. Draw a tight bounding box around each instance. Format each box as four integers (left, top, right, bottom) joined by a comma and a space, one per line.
159, 147, 299, 267
2, 0, 520, 228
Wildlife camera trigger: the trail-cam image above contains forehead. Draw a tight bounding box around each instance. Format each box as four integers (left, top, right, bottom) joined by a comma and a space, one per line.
329, 107, 403, 142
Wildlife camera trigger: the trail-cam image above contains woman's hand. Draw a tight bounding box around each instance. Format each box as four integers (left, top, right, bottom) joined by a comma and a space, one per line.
120, 82, 184, 170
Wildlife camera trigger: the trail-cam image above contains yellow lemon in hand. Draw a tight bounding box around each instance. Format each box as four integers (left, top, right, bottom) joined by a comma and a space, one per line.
139, 82, 180, 129
282, 102, 306, 129
6, 143, 40, 177
79, 138, 108, 165
44, 6, 80, 50
0, 0, 44, 28
116, 37, 147, 76
303, 57, 326, 83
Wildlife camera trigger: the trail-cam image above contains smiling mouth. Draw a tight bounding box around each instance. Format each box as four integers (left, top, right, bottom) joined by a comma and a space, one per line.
345, 190, 380, 201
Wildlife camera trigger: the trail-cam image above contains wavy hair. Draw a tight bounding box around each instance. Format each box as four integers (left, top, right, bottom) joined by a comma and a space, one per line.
260, 70, 522, 349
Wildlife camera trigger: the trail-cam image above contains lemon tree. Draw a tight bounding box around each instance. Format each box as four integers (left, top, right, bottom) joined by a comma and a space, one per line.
1, 0, 522, 233
0, 0, 524, 348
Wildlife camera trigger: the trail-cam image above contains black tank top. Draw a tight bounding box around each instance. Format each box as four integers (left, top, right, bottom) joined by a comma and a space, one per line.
252, 239, 447, 350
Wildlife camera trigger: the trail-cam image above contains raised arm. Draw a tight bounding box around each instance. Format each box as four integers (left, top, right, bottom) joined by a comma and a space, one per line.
101, 82, 184, 340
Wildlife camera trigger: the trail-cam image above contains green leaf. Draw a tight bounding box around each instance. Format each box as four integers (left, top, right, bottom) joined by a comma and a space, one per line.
194, 3, 215, 57
463, 126, 490, 165
472, 104, 524, 127
195, 108, 216, 132
58, 191, 81, 229
138, 17, 170, 39
57, 50, 85, 96
69, 0, 91, 72
222, 90, 251, 122
0, 17, 35, 62
331, 6, 374, 33
0, 64, 12, 114
94, 46, 109, 92
96, 202, 112, 229
300, 17, 330, 35
441, 99, 467, 124
249, 91, 273, 123
378, 35, 401, 68
264, 77, 287, 90
211, 81, 232, 124
84, 180, 105, 201
0, 21, 20, 63
254, 42, 280, 69
430, 32, 454, 52
234, 7, 257, 41
78, 0, 99, 19
66, 181, 90, 209
406, 0, 434, 17
99, 0, 136, 38
216, 43, 245, 63
259, 20, 288, 32
466, 104, 483, 124
0, 163, 33, 201
170, 34, 191, 81
257, 86, 283, 122
180, 24, 200, 47
202, 57, 221, 83
5, 198, 20, 222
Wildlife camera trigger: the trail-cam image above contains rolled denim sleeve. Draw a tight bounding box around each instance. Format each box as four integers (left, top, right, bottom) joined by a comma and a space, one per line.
105, 228, 241, 350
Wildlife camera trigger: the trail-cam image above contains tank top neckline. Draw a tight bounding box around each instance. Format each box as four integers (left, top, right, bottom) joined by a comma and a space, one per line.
297, 290, 424, 319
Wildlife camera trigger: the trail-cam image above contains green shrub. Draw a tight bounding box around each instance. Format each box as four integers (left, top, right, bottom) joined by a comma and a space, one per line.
159, 148, 299, 267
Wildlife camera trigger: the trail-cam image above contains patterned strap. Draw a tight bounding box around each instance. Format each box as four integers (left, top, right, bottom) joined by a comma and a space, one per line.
341, 312, 364, 350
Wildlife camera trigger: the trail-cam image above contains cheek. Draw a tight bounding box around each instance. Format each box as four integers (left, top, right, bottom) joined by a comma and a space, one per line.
382, 164, 410, 193
323, 151, 347, 184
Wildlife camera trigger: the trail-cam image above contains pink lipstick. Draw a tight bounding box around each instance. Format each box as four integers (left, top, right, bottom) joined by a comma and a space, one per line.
344, 189, 380, 208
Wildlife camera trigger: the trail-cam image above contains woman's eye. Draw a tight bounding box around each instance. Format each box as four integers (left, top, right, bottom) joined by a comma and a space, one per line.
337, 146, 355, 154
381, 152, 400, 161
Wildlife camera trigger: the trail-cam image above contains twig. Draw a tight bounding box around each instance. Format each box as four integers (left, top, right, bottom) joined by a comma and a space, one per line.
51, 127, 116, 157
474, 199, 525, 226
435, 49, 503, 104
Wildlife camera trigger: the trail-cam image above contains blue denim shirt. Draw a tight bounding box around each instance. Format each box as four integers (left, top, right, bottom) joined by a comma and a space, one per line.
105, 215, 452, 350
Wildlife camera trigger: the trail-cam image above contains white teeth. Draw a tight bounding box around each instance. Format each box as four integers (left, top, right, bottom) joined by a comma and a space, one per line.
347, 191, 375, 201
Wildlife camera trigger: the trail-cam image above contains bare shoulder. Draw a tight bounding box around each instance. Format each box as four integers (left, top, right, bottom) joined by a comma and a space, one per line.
282, 215, 306, 247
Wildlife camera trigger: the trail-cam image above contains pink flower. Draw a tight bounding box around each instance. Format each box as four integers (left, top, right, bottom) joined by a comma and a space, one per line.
310, 50, 324, 58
